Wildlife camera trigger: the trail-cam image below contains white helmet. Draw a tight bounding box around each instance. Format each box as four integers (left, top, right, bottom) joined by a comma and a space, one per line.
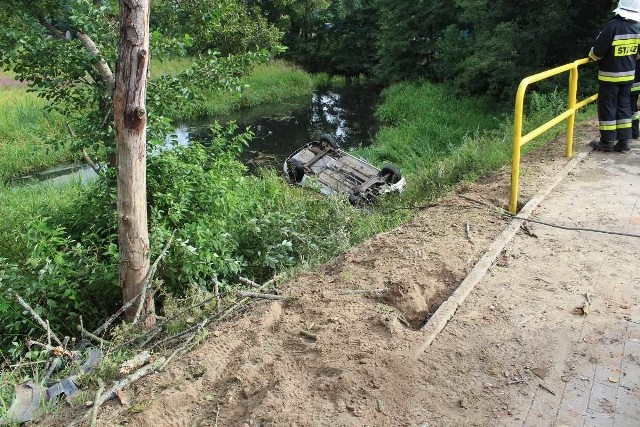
614, 0, 640, 21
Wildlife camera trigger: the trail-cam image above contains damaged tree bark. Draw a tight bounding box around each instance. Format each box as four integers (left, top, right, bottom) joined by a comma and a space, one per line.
114, 0, 154, 326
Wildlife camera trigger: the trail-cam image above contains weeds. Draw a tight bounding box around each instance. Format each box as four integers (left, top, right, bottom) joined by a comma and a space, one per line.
0, 89, 73, 184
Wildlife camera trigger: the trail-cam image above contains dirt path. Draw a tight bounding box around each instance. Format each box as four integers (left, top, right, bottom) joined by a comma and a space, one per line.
46, 120, 639, 427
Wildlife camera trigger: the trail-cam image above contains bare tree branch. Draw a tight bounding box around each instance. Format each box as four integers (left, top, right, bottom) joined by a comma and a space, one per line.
76, 32, 116, 96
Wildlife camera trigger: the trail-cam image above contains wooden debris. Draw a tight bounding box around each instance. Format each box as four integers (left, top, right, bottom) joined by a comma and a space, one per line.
465, 221, 473, 241
78, 325, 112, 346
16, 294, 63, 346
119, 351, 151, 375
68, 357, 167, 427
238, 277, 262, 289
89, 378, 104, 427
236, 291, 288, 300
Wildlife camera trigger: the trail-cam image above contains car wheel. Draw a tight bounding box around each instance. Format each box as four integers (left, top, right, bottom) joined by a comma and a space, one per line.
287, 159, 304, 183
378, 165, 402, 184
348, 192, 366, 207
320, 134, 339, 149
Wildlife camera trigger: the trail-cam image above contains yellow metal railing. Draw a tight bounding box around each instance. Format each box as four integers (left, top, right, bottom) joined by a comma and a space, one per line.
510, 57, 598, 213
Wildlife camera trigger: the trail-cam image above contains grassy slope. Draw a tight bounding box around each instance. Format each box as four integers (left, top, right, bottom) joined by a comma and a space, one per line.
359, 81, 597, 207
0, 88, 73, 184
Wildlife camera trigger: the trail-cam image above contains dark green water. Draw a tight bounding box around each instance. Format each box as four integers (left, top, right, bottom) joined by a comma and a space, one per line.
174, 83, 381, 169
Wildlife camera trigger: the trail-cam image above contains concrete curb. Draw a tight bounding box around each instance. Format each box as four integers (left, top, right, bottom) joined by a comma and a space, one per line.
411, 152, 588, 358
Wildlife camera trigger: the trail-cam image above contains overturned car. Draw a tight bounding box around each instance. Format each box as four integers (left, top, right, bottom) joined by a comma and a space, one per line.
283, 134, 405, 206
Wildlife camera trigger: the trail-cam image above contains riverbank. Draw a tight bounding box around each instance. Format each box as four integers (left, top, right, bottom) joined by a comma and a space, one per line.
0, 61, 327, 184
0, 64, 595, 366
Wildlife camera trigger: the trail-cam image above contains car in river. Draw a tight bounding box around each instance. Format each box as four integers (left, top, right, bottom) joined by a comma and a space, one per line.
283, 134, 405, 206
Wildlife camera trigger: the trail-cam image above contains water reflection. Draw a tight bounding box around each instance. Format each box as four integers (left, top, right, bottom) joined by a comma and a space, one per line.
31, 84, 381, 184
178, 83, 381, 169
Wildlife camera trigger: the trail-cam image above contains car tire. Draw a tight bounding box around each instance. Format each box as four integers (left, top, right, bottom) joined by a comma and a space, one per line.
320, 134, 339, 149
378, 165, 402, 184
287, 159, 304, 183
348, 192, 365, 207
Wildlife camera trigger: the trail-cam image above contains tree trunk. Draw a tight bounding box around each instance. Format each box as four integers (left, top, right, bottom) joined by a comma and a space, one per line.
114, 0, 155, 326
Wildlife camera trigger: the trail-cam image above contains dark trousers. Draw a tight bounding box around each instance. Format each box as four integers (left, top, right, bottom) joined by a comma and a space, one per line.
632, 90, 639, 138
598, 83, 632, 142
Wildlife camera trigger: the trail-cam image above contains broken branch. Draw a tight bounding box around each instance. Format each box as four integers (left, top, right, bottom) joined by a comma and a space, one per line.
238, 277, 262, 289
16, 294, 63, 346
78, 325, 112, 346
133, 231, 175, 325
89, 378, 105, 427
236, 291, 288, 300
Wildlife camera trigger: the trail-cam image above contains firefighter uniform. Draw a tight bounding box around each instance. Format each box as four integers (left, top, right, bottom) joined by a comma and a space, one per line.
589, 16, 640, 145
632, 60, 640, 138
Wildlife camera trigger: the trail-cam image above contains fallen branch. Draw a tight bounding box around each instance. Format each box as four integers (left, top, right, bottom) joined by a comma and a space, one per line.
465, 221, 473, 241
16, 294, 63, 346
27, 340, 77, 359
78, 325, 112, 346
113, 275, 280, 352
159, 320, 206, 371
133, 231, 175, 325
152, 279, 278, 349
89, 378, 104, 427
458, 194, 503, 212
325, 288, 388, 296
68, 357, 166, 427
119, 351, 151, 375
238, 277, 262, 289
140, 328, 162, 348
81, 149, 101, 174
236, 291, 288, 300
92, 289, 144, 336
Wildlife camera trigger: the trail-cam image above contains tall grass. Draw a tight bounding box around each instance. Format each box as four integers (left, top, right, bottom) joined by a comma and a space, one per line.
358, 81, 597, 207
0, 181, 85, 264
0, 89, 73, 184
175, 60, 343, 118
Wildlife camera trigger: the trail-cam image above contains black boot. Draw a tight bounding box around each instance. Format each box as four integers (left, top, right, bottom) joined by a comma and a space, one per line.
590, 140, 615, 151
614, 139, 631, 152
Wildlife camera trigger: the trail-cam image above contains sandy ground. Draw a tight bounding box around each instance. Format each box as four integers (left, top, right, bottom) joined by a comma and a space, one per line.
38, 120, 640, 427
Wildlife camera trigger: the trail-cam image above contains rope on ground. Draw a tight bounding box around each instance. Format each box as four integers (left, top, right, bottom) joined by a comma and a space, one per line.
457, 193, 640, 239
506, 214, 640, 239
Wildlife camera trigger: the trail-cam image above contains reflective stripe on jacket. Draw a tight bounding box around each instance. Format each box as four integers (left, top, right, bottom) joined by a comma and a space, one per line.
590, 17, 640, 84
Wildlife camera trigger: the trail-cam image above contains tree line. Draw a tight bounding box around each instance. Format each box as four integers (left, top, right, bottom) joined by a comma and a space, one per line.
261, 0, 616, 99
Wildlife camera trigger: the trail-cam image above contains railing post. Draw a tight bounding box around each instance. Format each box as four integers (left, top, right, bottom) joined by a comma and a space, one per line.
510, 58, 595, 216
510, 80, 528, 214
566, 62, 579, 158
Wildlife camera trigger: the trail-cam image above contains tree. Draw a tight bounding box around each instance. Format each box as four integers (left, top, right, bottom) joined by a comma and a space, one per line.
114, 0, 153, 324
0, 0, 281, 326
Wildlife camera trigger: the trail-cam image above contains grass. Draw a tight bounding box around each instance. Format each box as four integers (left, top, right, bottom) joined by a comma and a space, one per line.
0, 59, 327, 184
0, 180, 85, 264
175, 60, 343, 118
357, 81, 598, 208
0, 89, 73, 184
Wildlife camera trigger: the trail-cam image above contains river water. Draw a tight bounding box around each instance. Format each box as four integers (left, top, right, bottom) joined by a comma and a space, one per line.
24, 83, 381, 184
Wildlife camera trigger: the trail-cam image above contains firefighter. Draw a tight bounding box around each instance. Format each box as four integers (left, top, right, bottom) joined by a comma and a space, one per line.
589, 0, 640, 152
632, 55, 640, 139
